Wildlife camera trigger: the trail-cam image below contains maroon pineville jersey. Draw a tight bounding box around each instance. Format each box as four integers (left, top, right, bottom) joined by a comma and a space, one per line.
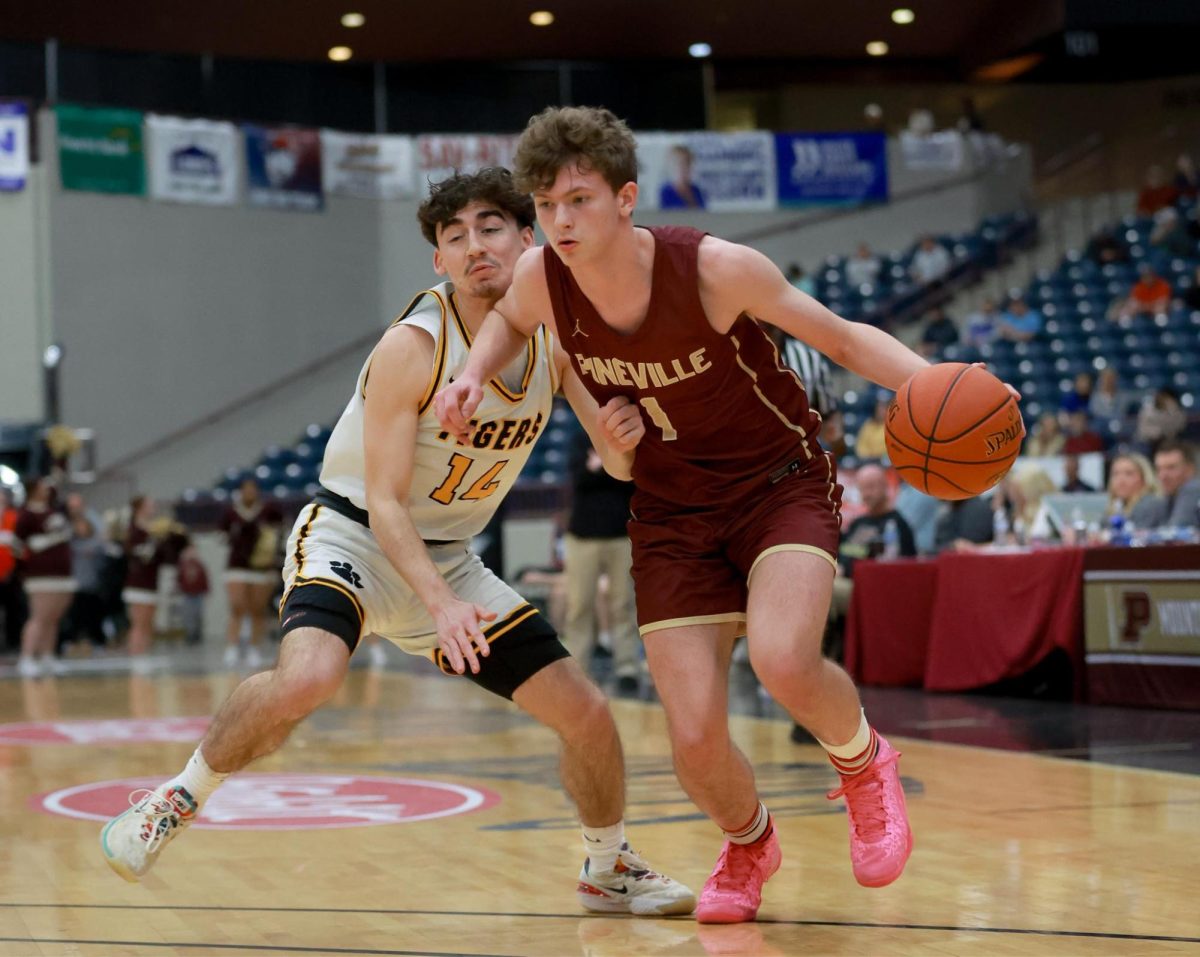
544, 226, 827, 510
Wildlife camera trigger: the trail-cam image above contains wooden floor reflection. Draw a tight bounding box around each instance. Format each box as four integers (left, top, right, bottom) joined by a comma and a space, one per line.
1, 664, 1197, 956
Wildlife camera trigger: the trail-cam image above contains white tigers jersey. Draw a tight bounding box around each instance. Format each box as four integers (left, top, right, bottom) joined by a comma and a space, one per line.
320, 281, 558, 542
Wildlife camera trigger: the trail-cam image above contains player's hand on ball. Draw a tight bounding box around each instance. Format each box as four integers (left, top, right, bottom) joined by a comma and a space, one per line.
434, 378, 484, 445
598, 396, 645, 452
969, 362, 1022, 401
433, 598, 497, 675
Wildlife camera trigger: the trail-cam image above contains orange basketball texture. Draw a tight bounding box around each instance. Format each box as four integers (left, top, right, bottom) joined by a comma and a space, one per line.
884, 363, 1025, 500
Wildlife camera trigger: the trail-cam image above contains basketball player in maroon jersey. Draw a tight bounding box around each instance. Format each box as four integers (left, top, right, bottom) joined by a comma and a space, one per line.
437, 107, 938, 923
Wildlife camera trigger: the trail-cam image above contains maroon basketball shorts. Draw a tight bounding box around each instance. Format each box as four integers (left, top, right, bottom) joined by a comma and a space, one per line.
628, 459, 843, 637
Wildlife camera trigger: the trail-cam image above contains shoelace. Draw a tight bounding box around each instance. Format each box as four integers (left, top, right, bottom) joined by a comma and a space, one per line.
128, 788, 192, 853
705, 843, 761, 896
826, 750, 900, 843
614, 850, 664, 883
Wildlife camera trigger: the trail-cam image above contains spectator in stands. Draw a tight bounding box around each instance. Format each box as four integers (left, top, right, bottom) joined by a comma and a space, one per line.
1173, 153, 1199, 200
1105, 453, 1160, 526
854, 395, 891, 461
894, 483, 941, 555
563, 434, 640, 695
1059, 371, 1094, 415
1149, 206, 1192, 258
1143, 440, 1200, 528
918, 306, 959, 357
996, 297, 1042, 342
933, 496, 994, 552
1116, 265, 1172, 319
785, 263, 816, 297
1089, 367, 1135, 421
1136, 388, 1187, 451
1085, 227, 1130, 266
14, 475, 74, 678
1026, 412, 1066, 457
176, 545, 210, 646
1062, 409, 1106, 454
995, 465, 1057, 544
831, 464, 915, 617
0, 487, 26, 652
964, 298, 1000, 347
1135, 165, 1178, 216
845, 243, 882, 288
910, 235, 951, 286
1185, 265, 1200, 311
1061, 454, 1095, 493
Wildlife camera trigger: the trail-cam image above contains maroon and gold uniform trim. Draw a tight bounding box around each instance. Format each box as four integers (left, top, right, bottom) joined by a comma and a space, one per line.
729, 331, 813, 457
431, 601, 538, 675
448, 293, 537, 403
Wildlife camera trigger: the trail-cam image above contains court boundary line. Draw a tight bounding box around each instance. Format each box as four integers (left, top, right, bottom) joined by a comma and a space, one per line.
0, 938, 511, 957
3, 905, 1198, 945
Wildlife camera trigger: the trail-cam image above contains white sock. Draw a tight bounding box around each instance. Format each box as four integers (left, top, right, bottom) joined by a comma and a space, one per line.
167, 748, 230, 810
581, 820, 625, 872
724, 801, 770, 845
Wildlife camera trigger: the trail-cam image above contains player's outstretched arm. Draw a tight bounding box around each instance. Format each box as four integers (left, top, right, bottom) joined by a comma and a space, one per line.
363, 327, 495, 675
434, 246, 551, 443
697, 238, 928, 391
554, 339, 642, 481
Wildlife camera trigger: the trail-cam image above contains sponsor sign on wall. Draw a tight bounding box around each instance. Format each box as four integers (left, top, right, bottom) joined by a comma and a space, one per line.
147, 115, 240, 206
57, 103, 146, 195
321, 130, 416, 200
244, 125, 323, 212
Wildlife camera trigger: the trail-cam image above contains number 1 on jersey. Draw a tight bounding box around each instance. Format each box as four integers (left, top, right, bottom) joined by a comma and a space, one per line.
639, 397, 678, 441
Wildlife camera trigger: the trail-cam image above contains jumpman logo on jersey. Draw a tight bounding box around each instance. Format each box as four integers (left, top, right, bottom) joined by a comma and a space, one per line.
572, 316, 589, 338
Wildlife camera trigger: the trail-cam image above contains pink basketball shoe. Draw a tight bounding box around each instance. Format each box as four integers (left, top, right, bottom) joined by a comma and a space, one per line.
696, 825, 782, 924
827, 734, 913, 887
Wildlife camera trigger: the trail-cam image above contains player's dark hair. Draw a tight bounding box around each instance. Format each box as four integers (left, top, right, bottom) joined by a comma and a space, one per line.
512, 106, 638, 195
417, 167, 535, 246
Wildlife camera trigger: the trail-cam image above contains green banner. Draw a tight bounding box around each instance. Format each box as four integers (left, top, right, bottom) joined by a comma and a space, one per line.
57, 103, 145, 195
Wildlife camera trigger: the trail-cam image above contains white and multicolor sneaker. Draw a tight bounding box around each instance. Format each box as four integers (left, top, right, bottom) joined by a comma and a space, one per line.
577, 842, 696, 916
100, 784, 198, 882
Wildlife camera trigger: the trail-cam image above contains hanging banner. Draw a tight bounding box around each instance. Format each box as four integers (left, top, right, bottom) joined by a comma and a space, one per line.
244, 125, 323, 212
321, 130, 416, 200
774, 131, 889, 206
0, 101, 30, 192
414, 134, 520, 194
636, 131, 777, 212
56, 103, 145, 195
147, 114, 239, 206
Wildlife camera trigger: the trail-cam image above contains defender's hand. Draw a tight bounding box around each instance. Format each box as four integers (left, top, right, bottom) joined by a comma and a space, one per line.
434, 378, 484, 445
598, 396, 645, 452
433, 598, 497, 675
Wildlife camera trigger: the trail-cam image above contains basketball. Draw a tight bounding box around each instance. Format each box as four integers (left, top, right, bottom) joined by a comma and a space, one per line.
884, 362, 1025, 500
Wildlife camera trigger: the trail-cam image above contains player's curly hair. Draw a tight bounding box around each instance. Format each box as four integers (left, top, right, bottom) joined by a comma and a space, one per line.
512, 106, 638, 195
417, 167, 535, 247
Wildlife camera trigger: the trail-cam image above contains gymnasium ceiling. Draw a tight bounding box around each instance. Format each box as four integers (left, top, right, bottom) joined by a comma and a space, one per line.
2, 1, 1197, 82
0, 0, 1059, 68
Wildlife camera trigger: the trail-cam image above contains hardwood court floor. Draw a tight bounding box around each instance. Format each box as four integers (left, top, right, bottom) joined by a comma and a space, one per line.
0, 661, 1197, 956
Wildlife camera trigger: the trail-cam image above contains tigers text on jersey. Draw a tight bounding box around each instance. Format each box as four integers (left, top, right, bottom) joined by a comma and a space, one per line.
320, 282, 556, 542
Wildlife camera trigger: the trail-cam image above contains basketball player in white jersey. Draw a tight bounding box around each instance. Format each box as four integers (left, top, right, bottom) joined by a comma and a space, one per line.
99, 168, 694, 917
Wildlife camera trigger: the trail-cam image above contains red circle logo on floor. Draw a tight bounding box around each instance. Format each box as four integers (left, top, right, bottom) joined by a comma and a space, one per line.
0, 717, 212, 746
34, 774, 501, 829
